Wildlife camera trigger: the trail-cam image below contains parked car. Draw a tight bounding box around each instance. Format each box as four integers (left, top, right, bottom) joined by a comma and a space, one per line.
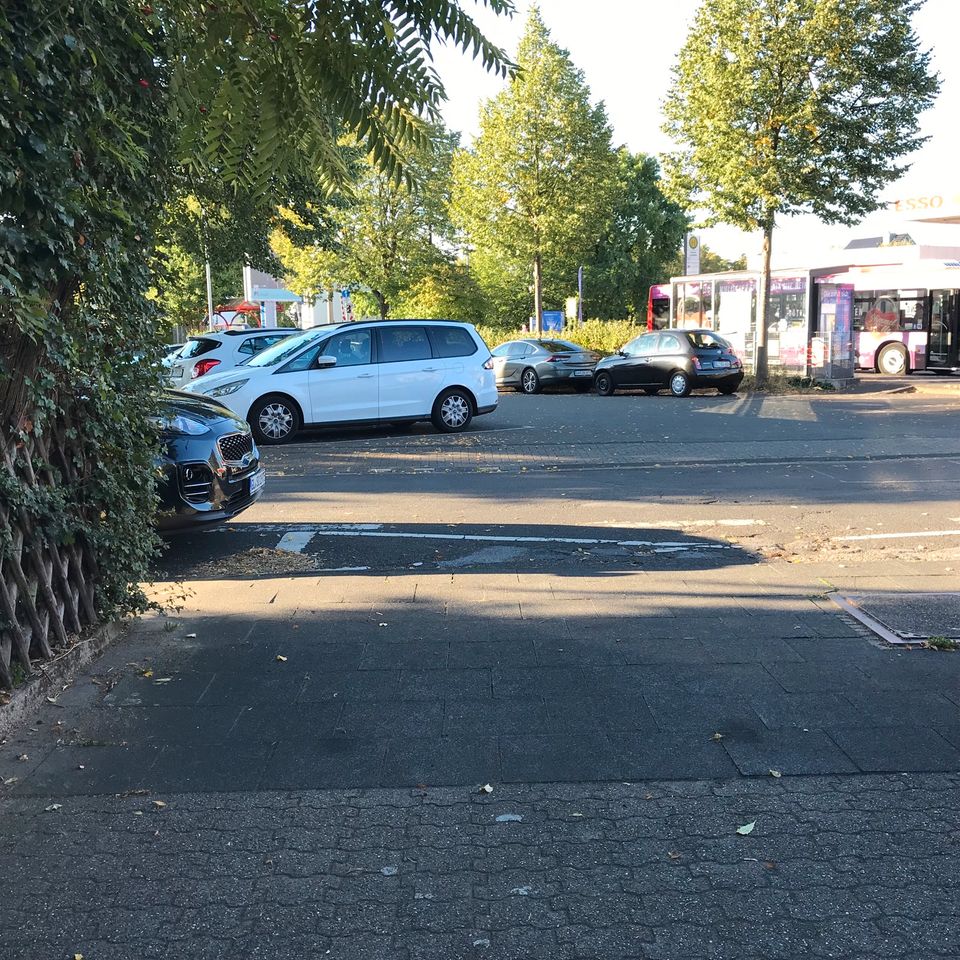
593, 329, 744, 397
491, 338, 601, 393
155, 391, 265, 532
162, 343, 185, 364
182, 320, 498, 443
167, 328, 299, 387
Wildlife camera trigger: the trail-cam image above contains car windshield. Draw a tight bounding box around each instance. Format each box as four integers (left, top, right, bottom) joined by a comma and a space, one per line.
539, 340, 580, 353
247, 330, 323, 368
686, 331, 732, 350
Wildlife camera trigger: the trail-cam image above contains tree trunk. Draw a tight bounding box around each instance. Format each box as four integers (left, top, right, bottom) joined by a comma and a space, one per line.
533, 252, 543, 336
373, 290, 388, 320
754, 218, 774, 385
0, 279, 73, 432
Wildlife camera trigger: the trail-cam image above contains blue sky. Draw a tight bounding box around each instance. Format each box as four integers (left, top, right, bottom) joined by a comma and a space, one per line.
433, 0, 960, 265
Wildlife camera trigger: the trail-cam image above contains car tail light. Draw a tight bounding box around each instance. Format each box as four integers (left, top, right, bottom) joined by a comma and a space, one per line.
483, 358, 494, 370
192, 358, 221, 378
692, 356, 702, 370
545, 355, 565, 363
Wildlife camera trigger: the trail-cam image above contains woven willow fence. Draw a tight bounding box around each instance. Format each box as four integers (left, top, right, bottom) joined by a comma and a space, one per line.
0, 417, 98, 689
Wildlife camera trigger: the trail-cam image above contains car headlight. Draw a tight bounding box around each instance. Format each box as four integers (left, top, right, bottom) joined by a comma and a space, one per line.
152, 414, 210, 436
203, 379, 249, 398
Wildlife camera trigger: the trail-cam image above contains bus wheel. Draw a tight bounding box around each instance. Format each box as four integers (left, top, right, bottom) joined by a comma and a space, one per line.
877, 344, 909, 376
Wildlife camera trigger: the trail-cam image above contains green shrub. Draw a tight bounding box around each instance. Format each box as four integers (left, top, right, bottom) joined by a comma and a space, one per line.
476, 317, 644, 355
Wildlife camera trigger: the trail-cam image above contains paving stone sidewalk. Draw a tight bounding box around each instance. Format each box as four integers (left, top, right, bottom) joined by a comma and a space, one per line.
2, 775, 960, 960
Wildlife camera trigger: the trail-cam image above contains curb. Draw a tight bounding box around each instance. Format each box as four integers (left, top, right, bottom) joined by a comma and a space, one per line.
0, 621, 126, 739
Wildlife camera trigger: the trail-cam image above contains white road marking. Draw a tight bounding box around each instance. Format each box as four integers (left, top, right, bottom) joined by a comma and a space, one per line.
316, 565, 371, 572
833, 529, 960, 542
275, 531, 315, 554
303, 529, 732, 550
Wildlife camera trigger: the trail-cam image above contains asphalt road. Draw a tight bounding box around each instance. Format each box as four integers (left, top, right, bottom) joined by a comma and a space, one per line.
3, 388, 960, 960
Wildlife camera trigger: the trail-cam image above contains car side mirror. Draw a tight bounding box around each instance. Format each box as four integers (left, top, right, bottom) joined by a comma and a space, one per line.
314, 355, 338, 369
617, 350, 627, 357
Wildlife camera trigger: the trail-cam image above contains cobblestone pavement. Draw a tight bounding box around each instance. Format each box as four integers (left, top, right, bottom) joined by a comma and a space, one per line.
2, 775, 960, 960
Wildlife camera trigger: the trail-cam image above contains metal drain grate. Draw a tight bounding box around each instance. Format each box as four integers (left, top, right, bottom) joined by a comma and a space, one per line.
831, 592, 960, 644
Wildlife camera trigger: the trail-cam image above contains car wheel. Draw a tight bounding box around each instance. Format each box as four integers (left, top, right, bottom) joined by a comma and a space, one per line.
573, 381, 592, 393
250, 395, 301, 445
432, 388, 473, 433
877, 343, 909, 376
643, 386, 660, 396
594, 371, 615, 396
669, 371, 692, 397
520, 368, 542, 394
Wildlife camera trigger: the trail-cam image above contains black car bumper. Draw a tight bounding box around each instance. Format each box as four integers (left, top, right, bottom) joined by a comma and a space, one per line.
156, 461, 265, 533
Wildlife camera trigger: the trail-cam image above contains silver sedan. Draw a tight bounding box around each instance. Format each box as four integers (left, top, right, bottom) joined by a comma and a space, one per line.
491, 339, 601, 394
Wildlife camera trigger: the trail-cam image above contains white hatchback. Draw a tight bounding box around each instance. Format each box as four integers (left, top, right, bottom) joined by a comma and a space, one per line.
181, 320, 498, 444
167, 329, 298, 388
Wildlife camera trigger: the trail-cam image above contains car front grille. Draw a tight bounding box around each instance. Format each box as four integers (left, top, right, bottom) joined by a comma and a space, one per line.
180, 463, 214, 504
217, 431, 254, 465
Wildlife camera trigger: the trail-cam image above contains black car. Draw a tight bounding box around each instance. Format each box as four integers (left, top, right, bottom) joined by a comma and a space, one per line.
594, 329, 744, 397
155, 391, 265, 532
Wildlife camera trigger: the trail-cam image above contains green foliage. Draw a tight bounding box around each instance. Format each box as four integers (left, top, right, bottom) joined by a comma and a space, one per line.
168, 0, 514, 194
587, 151, 688, 319
451, 6, 619, 325
476, 319, 644, 356
276, 129, 459, 318
393, 261, 490, 321
662, 0, 939, 231
0, 0, 168, 620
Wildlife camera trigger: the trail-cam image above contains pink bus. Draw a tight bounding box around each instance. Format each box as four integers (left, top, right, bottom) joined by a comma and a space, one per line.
820, 264, 960, 375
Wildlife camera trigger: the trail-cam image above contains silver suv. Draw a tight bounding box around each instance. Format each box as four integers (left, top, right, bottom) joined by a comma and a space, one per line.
167, 329, 298, 388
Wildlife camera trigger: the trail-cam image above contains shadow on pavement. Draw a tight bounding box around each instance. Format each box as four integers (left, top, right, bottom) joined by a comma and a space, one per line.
4, 582, 960, 798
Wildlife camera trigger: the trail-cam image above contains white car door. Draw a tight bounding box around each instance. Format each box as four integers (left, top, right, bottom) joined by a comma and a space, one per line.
376, 325, 444, 419
307, 328, 379, 423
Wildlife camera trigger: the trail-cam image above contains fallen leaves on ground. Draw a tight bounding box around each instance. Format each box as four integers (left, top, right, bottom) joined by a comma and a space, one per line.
43, 803, 62, 812
275, 655, 288, 663
736, 820, 757, 836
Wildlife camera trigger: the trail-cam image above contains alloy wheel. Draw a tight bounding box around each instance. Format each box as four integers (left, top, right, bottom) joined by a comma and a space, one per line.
259, 402, 294, 440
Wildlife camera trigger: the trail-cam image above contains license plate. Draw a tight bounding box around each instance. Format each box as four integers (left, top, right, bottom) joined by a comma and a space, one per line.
172, 366, 183, 378
249, 469, 266, 495
716, 360, 730, 368
573, 369, 592, 377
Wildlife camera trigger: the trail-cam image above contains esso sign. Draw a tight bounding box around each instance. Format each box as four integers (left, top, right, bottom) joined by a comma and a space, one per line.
891, 194, 945, 212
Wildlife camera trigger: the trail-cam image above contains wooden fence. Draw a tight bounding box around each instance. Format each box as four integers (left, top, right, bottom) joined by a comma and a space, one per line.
0, 417, 98, 689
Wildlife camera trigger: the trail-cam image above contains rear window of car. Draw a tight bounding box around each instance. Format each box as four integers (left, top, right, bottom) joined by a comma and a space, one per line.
378, 326, 432, 363
179, 337, 220, 359
428, 326, 477, 358
686, 331, 731, 350
238, 334, 289, 356
540, 340, 580, 353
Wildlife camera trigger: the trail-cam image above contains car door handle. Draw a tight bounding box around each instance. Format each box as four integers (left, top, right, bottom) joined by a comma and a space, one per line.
356, 373, 375, 379
421, 367, 439, 372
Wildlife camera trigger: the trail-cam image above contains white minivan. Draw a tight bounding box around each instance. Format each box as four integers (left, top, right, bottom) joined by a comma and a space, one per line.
182, 320, 498, 444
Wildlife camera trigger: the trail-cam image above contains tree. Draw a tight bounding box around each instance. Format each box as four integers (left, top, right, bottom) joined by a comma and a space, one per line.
451, 6, 619, 331
662, 0, 938, 381
274, 129, 459, 319
337, 129, 459, 318
393, 261, 489, 321
586, 151, 688, 319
